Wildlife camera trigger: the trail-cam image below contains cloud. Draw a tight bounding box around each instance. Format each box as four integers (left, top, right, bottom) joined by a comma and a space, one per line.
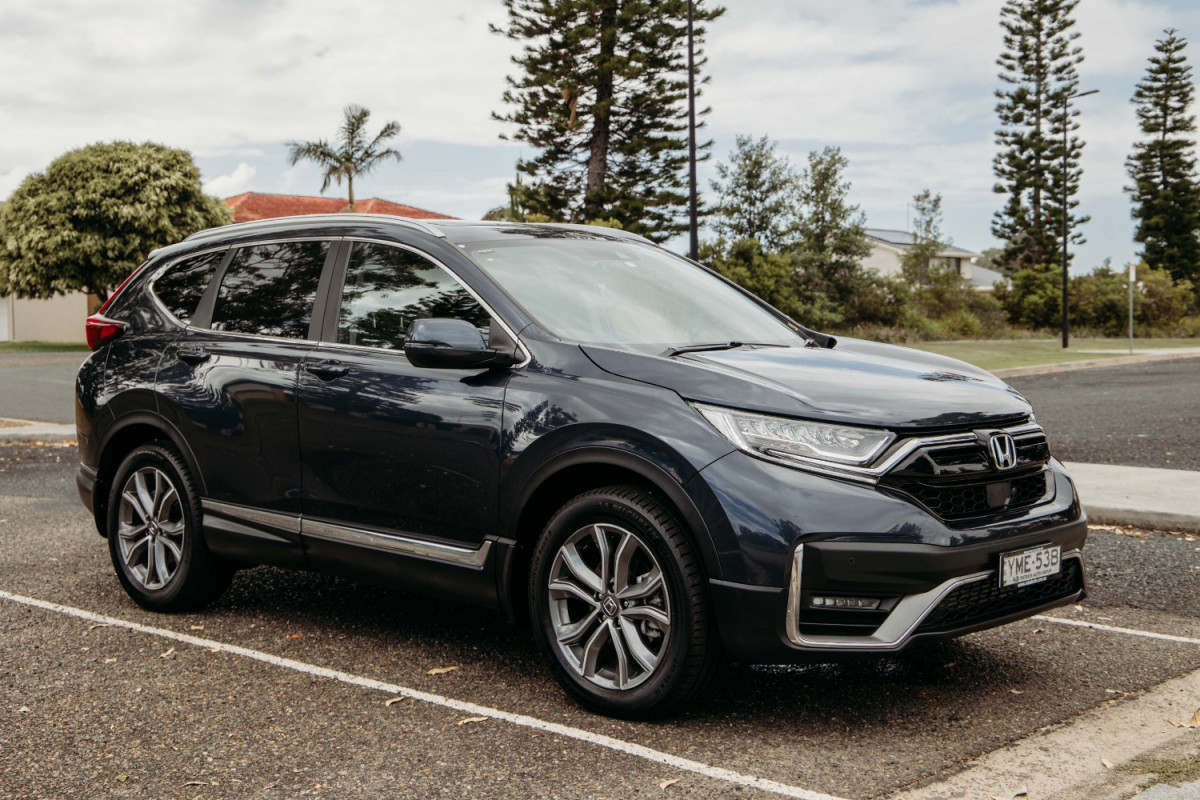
203, 163, 257, 197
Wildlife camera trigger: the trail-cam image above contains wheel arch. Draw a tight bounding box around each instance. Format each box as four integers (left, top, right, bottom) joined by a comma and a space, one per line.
92, 412, 204, 537
497, 447, 719, 625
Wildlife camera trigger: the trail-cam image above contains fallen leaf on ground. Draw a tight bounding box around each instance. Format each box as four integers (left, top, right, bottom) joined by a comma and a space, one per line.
428, 665, 459, 676
660, 778, 681, 791
183, 781, 214, 787
189, 625, 204, 631
1191, 707, 1200, 727
18, 706, 30, 713
1168, 718, 1186, 728
385, 697, 408, 707
286, 634, 303, 640
1105, 689, 1121, 694
88, 624, 112, 631
103, 658, 117, 664
160, 647, 176, 659
116, 774, 128, 783
1101, 758, 1113, 769
457, 716, 487, 726
1009, 689, 1024, 695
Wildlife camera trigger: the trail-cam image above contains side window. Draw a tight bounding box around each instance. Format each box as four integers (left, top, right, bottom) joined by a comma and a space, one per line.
210, 241, 328, 339
336, 242, 491, 351
151, 250, 224, 324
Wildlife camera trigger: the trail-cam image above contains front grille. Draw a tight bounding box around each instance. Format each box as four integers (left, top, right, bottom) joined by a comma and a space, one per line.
916, 558, 1083, 633
880, 428, 1054, 521
891, 470, 1051, 520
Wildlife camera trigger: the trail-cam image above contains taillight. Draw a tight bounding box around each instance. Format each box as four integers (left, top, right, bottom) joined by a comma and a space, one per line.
85, 315, 128, 350
85, 261, 147, 350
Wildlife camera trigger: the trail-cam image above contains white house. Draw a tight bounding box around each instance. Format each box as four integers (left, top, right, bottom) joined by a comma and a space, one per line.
862, 228, 997, 289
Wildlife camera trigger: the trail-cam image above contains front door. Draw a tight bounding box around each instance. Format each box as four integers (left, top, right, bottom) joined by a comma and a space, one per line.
297, 240, 509, 549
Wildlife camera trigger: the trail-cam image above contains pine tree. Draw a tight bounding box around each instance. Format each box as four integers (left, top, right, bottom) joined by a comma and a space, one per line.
791, 147, 874, 315
492, 0, 724, 242
992, 0, 1088, 271
709, 135, 802, 251
901, 189, 945, 287
1126, 28, 1200, 286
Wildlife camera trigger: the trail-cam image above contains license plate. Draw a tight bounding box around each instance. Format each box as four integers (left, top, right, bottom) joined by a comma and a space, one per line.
1000, 543, 1061, 588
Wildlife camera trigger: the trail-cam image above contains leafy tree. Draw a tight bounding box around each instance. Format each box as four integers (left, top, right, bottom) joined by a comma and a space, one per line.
992, 0, 1088, 271
492, 0, 724, 242
994, 267, 1062, 328
0, 142, 230, 301
900, 189, 945, 287
791, 146, 875, 320
709, 135, 802, 251
1126, 29, 1200, 287
287, 104, 401, 211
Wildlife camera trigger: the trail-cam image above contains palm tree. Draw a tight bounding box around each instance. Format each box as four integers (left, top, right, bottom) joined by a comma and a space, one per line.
287, 104, 402, 211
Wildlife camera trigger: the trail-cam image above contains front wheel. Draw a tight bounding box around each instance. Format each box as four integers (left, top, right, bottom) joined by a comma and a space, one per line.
106, 443, 231, 611
529, 486, 722, 718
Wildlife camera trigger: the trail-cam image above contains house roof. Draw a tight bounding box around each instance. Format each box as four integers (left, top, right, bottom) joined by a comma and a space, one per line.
864, 228, 980, 259
224, 192, 455, 223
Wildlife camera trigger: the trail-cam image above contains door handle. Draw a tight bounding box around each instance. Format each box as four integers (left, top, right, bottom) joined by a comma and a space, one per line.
305, 360, 349, 381
177, 346, 211, 365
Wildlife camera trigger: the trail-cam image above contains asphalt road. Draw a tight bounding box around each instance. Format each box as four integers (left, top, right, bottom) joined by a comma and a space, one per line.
0, 352, 86, 425
1, 444, 1198, 800
1007, 357, 1200, 471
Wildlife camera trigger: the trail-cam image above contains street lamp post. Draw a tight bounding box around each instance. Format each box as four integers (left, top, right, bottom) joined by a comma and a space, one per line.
1061, 88, 1098, 349
686, 0, 699, 261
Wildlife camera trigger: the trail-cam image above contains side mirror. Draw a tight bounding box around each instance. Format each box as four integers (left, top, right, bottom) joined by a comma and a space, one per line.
404, 318, 521, 370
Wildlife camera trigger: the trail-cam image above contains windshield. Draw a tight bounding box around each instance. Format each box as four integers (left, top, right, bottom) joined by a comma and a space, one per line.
462, 237, 801, 349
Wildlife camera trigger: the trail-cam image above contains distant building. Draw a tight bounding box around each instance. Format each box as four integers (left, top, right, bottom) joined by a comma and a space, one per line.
224, 192, 455, 223
862, 228, 998, 290
0, 192, 456, 342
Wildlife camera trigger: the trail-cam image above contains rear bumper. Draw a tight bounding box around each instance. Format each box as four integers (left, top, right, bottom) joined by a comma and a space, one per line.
710, 517, 1088, 661
76, 463, 104, 536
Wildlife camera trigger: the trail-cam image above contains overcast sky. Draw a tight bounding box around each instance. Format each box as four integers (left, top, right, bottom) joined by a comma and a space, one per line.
3, 0, 1200, 273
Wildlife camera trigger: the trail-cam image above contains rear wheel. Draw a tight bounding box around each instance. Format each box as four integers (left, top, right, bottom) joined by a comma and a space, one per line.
106, 443, 231, 611
530, 486, 722, 718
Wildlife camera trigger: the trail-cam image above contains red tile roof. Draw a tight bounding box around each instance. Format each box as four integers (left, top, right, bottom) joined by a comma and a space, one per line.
224, 192, 455, 223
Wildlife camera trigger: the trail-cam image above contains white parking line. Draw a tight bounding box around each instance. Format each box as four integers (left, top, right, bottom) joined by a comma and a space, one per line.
1033, 614, 1200, 645
0, 590, 846, 800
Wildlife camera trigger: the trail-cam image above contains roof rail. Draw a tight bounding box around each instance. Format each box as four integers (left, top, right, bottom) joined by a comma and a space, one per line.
537, 223, 655, 245
184, 214, 448, 244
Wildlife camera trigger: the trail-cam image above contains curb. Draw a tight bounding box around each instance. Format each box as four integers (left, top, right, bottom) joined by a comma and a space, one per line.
0, 419, 76, 443
1064, 461, 1200, 534
992, 349, 1200, 379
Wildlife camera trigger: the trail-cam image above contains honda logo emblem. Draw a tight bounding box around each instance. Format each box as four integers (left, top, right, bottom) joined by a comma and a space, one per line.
988, 433, 1018, 471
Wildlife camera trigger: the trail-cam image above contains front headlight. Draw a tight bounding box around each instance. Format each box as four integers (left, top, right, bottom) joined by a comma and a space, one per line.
695, 403, 895, 468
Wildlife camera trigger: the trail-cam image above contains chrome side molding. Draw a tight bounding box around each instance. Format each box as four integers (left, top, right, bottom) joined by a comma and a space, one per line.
200, 499, 490, 569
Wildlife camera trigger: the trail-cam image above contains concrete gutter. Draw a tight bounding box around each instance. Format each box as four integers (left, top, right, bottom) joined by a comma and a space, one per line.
1064, 461, 1200, 533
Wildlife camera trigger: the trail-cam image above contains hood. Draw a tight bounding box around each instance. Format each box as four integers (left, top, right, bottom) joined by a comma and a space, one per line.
581, 337, 1031, 430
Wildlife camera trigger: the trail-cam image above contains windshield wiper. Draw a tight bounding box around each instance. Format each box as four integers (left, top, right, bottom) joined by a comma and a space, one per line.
664, 341, 788, 357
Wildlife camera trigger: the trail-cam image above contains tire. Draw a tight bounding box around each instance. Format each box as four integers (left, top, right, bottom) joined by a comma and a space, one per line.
529, 485, 723, 718
106, 443, 232, 611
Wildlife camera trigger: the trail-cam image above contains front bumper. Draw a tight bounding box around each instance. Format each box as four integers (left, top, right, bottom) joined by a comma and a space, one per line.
709, 516, 1088, 661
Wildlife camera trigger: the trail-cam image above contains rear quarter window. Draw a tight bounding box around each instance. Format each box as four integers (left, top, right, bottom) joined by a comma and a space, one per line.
150, 250, 225, 324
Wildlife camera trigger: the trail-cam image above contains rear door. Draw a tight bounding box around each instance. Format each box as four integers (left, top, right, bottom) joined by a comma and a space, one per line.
157, 239, 337, 531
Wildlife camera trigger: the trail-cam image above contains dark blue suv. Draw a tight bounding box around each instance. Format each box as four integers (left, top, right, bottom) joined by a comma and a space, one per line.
75, 215, 1087, 717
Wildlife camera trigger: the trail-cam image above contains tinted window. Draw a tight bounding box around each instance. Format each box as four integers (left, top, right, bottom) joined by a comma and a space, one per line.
336, 242, 490, 350
211, 241, 328, 338
152, 250, 224, 323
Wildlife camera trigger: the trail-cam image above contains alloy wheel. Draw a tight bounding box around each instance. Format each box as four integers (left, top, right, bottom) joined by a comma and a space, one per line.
547, 522, 672, 691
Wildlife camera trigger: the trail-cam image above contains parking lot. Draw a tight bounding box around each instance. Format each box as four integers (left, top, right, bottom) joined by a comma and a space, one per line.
1, 439, 1198, 800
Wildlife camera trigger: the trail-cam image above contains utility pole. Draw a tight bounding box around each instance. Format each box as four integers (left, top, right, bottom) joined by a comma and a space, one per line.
686, 0, 699, 261
1061, 88, 1098, 348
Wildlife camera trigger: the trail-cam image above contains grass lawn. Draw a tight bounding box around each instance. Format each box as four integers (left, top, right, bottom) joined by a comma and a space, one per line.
911, 337, 1200, 372
0, 341, 90, 353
